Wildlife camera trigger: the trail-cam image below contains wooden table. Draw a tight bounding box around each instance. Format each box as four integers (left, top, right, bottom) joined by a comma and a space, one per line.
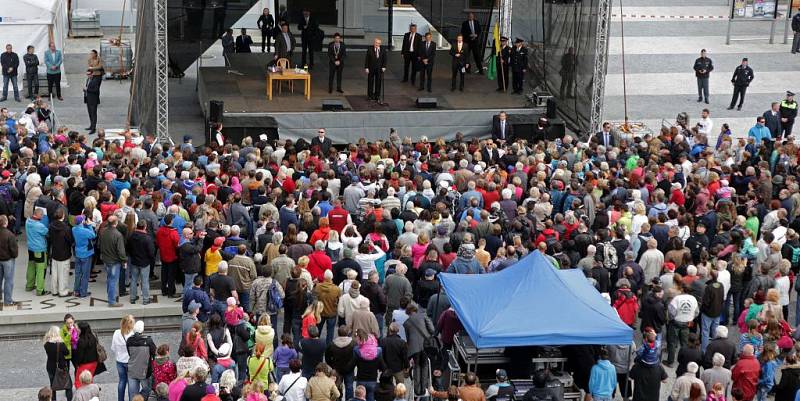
267, 70, 311, 100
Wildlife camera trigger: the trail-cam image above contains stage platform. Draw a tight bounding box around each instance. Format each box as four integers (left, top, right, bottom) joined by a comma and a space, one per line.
199, 53, 544, 142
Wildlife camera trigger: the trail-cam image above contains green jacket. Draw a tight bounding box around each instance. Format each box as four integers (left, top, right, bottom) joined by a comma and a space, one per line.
247, 354, 273, 388
59, 324, 74, 360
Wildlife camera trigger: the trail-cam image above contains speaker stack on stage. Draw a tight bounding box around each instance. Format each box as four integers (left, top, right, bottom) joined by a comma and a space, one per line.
502, 90, 565, 141
209, 100, 224, 123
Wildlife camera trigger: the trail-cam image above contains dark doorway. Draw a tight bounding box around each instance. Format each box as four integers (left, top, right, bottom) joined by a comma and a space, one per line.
287, 0, 337, 25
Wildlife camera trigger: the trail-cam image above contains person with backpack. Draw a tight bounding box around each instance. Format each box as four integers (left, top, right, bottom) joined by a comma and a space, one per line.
249, 263, 285, 347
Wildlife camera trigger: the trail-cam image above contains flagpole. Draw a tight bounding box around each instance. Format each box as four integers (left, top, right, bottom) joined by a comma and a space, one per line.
497, 0, 506, 91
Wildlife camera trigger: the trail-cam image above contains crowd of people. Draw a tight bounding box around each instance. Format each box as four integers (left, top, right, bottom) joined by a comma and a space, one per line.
0, 83, 796, 401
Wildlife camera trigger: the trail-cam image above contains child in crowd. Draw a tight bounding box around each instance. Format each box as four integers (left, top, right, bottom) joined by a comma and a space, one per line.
224, 297, 244, 327
273, 333, 298, 382
152, 344, 178, 388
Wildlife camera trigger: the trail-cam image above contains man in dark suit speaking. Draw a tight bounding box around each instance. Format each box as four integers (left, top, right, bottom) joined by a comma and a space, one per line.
492, 111, 514, 143
364, 38, 387, 101
416, 32, 436, 93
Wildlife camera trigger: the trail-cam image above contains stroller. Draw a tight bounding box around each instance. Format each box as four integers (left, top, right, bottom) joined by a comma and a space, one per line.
411, 337, 443, 401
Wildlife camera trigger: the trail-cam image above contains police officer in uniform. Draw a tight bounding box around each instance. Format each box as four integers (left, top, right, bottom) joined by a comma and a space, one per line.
728, 57, 754, 111
510, 38, 528, 94
495, 36, 511, 92
780, 91, 798, 137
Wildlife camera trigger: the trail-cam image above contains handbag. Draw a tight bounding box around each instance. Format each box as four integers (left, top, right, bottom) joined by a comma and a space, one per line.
96, 341, 107, 363
51, 343, 73, 391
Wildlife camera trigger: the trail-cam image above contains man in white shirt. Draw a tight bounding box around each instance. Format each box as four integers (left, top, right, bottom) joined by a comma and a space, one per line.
716, 260, 732, 325
278, 359, 308, 401
666, 285, 699, 365
697, 108, 714, 135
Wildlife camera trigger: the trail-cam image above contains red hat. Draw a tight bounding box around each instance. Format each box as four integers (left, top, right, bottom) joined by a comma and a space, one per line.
663, 262, 676, 272
1, 171, 9, 179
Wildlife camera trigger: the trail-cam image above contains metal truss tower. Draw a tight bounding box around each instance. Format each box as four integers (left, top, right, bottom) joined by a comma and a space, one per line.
590, 0, 611, 135
154, 0, 172, 144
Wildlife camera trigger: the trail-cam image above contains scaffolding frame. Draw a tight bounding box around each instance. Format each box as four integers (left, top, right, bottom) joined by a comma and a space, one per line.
154, 0, 172, 144
590, 0, 611, 135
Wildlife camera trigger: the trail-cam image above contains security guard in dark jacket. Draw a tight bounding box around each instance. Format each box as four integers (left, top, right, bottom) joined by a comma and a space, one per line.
692, 49, 713, 104
495, 36, 511, 92
728, 57, 754, 110
510, 38, 528, 94
780, 91, 798, 137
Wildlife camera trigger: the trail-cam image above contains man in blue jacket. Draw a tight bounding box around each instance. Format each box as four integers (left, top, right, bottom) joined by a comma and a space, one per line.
25, 208, 48, 295
588, 348, 617, 401
72, 215, 96, 298
748, 116, 772, 149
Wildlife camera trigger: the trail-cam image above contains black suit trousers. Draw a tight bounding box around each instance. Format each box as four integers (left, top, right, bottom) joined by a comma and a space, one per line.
86, 94, 99, 130
367, 70, 383, 99
301, 38, 314, 67
403, 54, 417, 83
329, 62, 343, 91
467, 39, 483, 71
512, 69, 524, 92
419, 63, 433, 91
451, 65, 465, 90
261, 30, 273, 52
730, 85, 747, 108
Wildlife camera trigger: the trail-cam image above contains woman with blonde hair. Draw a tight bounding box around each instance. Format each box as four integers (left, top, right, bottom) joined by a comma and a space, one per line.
254, 315, 275, 358
111, 315, 135, 401
325, 230, 343, 263
301, 301, 324, 338
411, 232, 429, 269
83, 196, 102, 227
759, 288, 784, 322
44, 325, 73, 401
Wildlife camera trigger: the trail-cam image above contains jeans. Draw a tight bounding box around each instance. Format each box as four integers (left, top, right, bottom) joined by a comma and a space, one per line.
342, 372, 354, 400
700, 313, 719, 353
271, 313, 279, 348
116, 361, 128, 401
732, 289, 744, 324
234, 354, 248, 383
792, 31, 800, 53
212, 300, 227, 318
720, 292, 732, 325
360, 380, 377, 401
374, 312, 384, 338
2, 75, 19, 99
105, 262, 121, 304
239, 292, 250, 314
211, 361, 237, 383
318, 316, 337, 344
796, 292, 800, 326
73, 256, 92, 297
0, 259, 15, 304
129, 264, 150, 304
592, 396, 612, 401
276, 367, 290, 383
291, 317, 302, 349
184, 273, 197, 293
696, 77, 709, 101
127, 376, 151, 400
25, 72, 38, 98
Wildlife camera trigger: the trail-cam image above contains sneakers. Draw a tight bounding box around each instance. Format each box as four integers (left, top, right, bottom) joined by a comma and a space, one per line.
108, 303, 124, 308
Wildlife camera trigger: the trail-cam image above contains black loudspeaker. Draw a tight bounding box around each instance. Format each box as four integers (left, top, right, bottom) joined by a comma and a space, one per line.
416, 97, 438, 108
209, 100, 224, 123
322, 100, 344, 111
505, 114, 538, 141
546, 98, 557, 119
546, 117, 566, 140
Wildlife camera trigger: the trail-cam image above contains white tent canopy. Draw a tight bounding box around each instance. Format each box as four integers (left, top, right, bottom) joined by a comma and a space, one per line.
0, 0, 69, 88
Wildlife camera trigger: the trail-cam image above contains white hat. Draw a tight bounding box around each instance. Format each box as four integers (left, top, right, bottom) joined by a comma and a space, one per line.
134, 320, 144, 334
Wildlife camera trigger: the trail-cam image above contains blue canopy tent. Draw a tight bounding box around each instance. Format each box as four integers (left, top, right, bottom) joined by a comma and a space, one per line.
438, 251, 633, 349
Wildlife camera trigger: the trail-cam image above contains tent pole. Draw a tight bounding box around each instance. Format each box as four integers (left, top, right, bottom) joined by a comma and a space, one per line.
623, 344, 632, 400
